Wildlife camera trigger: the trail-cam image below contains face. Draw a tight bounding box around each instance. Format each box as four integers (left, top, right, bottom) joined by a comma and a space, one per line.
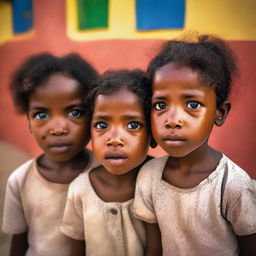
28, 73, 89, 163
151, 63, 221, 157
91, 88, 149, 175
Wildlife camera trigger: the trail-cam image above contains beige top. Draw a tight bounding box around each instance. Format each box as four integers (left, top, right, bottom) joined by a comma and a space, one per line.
133, 155, 256, 256
2, 150, 98, 256
61, 168, 146, 256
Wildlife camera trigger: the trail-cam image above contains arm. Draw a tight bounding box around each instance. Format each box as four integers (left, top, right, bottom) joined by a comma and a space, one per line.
69, 238, 85, 256
9, 231, 28, 256
144, 223, 162, 256
237, 233, 256, 256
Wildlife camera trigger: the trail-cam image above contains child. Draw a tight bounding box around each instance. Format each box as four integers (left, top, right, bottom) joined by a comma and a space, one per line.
61, 70, 162, 255
133, 34, 256, 255
2, 53, 99, 256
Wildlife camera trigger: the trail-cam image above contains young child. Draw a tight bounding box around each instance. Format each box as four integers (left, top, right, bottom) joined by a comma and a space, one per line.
2, 53, 98, 256
61, 70, 162, 255
133, 34, 256, 255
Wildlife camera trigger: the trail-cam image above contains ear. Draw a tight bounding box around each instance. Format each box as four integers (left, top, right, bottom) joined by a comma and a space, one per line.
215, 100, 231, 127
150, 136, 158, 148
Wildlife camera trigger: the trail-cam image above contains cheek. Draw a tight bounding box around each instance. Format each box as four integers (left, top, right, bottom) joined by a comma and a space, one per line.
131, 133, 149, 155
91, 134, 104, 156
188, 115, 215, 139
151, 114, 163, 137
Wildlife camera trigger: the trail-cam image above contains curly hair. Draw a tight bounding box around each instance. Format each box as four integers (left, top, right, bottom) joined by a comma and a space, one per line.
85, 69, 151, 130
147, 33, 238, 107
10, 52, 98, 113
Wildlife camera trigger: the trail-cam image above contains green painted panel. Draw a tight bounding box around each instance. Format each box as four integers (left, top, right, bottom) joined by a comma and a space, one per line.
78, 0, 108, 30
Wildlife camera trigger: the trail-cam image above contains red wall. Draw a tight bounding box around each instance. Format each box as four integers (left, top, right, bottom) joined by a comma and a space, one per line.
0, 0, 255, 177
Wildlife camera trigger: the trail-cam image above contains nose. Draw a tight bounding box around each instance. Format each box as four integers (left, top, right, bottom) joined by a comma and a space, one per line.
164, 107, 183, 129
106, 127, 124, 147
49, 117, 68, 136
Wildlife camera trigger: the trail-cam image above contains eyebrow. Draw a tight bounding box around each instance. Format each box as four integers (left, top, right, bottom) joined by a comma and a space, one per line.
28, 106, 48, 111
28, 104, 84, 111
92, 114, 145, 120
65, 104, 84, 110
152, 91, 205, 100
152, 96, 167, 100
182, 94, 204, 99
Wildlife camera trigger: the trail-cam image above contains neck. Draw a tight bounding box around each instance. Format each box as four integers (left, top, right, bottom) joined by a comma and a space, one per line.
167, 144, 221, 173
38, 149, 89, 172
99, 165, 141, 188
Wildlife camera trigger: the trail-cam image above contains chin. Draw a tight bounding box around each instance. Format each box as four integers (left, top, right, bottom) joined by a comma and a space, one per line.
107, 168, 130, 176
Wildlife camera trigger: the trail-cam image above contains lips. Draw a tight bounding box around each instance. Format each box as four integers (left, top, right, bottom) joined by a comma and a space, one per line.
163, 135, 186, 146
104, 151, 128, 166
48, 143, 72, 153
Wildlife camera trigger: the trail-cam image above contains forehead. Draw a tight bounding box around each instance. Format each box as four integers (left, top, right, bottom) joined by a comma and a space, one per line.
152, 63, 213, 95
93, 88, 143, 115
154, 63, 199, 86
29, 74, 83, 109
31, 74, 82, 99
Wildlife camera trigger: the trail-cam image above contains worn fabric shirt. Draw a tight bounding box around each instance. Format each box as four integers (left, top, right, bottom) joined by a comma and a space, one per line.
133, 155, 256, 256
2, 151, 98, 256
61, 168, 146, 256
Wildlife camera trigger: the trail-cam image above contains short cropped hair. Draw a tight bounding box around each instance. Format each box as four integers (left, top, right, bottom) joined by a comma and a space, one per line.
10, 53, 98, 113
147, 33, 238, 107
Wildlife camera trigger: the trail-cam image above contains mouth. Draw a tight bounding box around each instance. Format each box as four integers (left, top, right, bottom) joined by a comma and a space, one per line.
104, 151, 128, 166
48, 143, 72, 153
163, 135, 186, 146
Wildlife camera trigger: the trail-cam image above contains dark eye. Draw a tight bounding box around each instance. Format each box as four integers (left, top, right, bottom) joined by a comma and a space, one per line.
127, 122, 141, 130
34, 112, 48, 120
95, 122, 108, 130
69, 110, 83, 118
186, 101, 201, 109
154, 102, 167, 110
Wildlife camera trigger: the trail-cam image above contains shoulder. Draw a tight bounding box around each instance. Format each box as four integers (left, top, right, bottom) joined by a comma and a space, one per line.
222, 155, 255, 199
68, 168, 91, 196
7, 159, 34, 185
224, 155, 253, 185
138, 155, 169, 176
136, 155, 169, 186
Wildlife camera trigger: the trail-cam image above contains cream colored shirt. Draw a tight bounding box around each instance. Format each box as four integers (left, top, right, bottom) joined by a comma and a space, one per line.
2, 151, 98, 256
61, 168, 146, 256
133, 155, 256, 256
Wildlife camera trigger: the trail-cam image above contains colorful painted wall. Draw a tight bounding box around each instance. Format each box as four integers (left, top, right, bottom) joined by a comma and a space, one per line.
1, 0, 255, 176
0, 0, 256, 175
0, 0, 255, 253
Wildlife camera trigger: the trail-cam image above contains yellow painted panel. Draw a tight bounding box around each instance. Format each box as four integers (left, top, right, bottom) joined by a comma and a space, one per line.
67, 0, 256, 41
0, 2, 34, 45
186, 0, 256, 40
0, 2, 13, 44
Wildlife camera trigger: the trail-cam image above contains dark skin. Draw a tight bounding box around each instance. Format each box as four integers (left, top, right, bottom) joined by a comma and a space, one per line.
69, 89, 162, 255
151, 63, 256, 254
9, 74, 91, 255
70, 160, 162, 256
70, 239, 85, 256
89, 162, 162, 256
163, 146, 256, 256
9, 150, 89, 256
37, 149, 90, 184
9, 232, 28, 256
90, 162, 144, 203
238, 234, 256, 256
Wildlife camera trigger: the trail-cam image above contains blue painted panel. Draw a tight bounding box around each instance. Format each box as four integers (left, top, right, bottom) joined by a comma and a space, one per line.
136, 0, 185, 30
12, 0, 33, 34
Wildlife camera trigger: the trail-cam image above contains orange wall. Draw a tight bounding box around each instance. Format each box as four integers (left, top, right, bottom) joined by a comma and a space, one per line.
0, 0, 255, 177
